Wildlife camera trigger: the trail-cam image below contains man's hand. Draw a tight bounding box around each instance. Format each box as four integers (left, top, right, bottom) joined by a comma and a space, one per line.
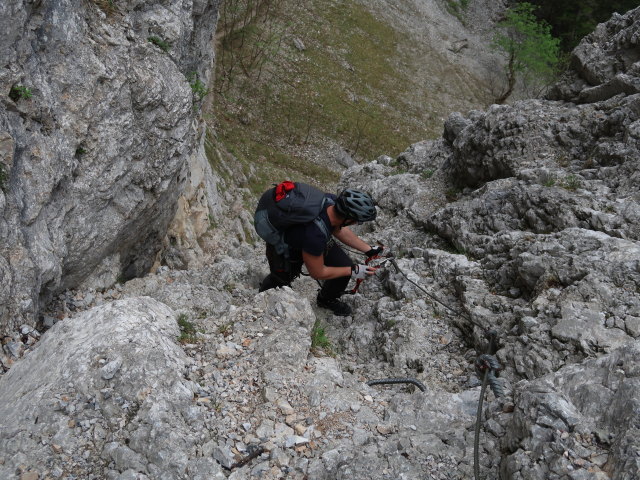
365, 246, 384, 258
351, 264, 378, 279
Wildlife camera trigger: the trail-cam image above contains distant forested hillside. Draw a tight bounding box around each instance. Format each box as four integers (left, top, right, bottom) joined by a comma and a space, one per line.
522, 0, 639, 50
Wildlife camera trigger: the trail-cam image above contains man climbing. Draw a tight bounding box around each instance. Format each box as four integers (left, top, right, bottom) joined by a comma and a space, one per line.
258, 187, 382, 316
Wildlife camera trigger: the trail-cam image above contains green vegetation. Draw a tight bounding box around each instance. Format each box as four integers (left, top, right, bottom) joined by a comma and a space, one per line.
311, 320, 333, 355
421, 169, 435, 180
525, 0, 639, 51
93, 0, 117, 15
492, 2, 561, 103
388, 158, 409, 175
561, 174, 582, 191
210, 0, 456, 193
445, 0, 470, 23
208, 214, 219, 230
445, 186, 461, 202
148, 36, 171, 52
218, 322, 233, 336
9, 85, 33, 101
188, 73, 210, 104
177, 313, 199, 343
205, 122, 338, 200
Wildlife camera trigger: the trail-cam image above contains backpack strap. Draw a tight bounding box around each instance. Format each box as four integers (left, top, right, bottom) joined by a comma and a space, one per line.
312, 196, 334, 243
312, 217, 330, 242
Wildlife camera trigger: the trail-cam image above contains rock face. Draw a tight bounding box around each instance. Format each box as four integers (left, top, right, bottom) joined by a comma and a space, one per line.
1, 4, 640, 480
501, 343, 640, 480
0, 296, 225, 479
0, 0, 220, 333
548, 8, 640, 104
338, 7, 640, 479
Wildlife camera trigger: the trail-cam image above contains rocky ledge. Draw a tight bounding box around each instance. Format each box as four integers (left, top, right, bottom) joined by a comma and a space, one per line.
1, 5, 639, 480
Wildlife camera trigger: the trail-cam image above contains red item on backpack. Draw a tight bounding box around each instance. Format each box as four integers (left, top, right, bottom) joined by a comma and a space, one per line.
274, 181, 295, 201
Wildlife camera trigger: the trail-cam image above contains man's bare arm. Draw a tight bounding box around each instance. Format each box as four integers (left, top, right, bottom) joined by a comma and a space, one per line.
332, 226, 371, 253
302, 251, 352, 280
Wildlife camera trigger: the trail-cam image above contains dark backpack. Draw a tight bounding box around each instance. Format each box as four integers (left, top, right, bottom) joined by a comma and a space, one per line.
254, 181, 333, 257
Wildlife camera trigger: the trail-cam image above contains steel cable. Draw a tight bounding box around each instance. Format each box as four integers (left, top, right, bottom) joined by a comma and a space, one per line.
474, 368, 490, 480
352, 247, 505, 479
366, 377, 427, 392
388, 257, 471, 321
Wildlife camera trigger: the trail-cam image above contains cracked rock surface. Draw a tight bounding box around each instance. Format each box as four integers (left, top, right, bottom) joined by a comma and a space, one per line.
1, 5, 640, 480
0, 0, 221, 332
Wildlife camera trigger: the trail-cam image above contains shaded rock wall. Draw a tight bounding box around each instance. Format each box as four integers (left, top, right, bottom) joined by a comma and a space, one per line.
0, 0, 220, 334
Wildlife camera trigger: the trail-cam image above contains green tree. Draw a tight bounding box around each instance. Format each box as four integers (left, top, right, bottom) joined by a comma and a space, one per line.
492, 2, 560, 103
526, 0, 639, 51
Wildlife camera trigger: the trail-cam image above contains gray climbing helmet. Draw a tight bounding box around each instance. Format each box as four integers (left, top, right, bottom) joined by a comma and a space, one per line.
335, 189, 377, 222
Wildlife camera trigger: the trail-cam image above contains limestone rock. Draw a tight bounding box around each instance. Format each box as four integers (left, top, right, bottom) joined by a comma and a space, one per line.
502, 343, 640, 479
548, 8, 640, 103
0, 0, 221, 333
0, 296, 225, 479
1, 4, 640, 480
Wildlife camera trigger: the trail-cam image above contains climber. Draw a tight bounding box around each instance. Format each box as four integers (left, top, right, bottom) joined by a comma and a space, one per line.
258, 187, 382, 316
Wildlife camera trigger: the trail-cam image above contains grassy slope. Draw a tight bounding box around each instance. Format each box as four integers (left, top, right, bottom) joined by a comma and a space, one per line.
204, 0, 491, 195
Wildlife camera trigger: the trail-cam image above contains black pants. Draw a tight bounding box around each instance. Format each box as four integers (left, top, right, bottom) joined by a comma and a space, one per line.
259, 242, 353, 300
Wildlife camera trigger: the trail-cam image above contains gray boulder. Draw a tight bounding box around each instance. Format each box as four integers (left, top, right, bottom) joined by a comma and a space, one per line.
548, 8, 640, 103
501, 343, 640, 480
0, 296, 225, 480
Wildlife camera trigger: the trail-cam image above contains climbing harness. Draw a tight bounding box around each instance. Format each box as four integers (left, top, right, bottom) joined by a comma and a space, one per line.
367, 377, 426, 392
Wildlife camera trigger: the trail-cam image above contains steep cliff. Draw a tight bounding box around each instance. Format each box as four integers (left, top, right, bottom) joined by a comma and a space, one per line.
1, 4, 639, 480
0, 0, 220, 334
345, 7, 640, 478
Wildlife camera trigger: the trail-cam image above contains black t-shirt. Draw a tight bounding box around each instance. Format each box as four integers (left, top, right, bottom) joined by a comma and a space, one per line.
284, 193, 336, 257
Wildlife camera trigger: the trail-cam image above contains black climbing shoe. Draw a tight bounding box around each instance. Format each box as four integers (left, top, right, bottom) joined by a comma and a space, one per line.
317, 295, 352, 316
